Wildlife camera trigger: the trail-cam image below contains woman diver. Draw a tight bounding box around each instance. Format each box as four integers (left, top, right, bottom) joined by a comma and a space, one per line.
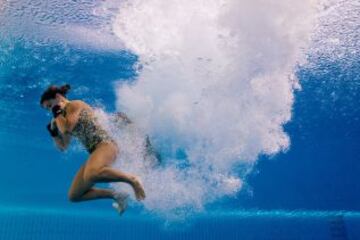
40, 84, 146, 214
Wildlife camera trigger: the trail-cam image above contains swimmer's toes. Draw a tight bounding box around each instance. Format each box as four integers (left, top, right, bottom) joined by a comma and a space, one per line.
135, 184, 146, 201
135, 187, 146, 201
130, 176, 146, 201
139, 189, 146, 200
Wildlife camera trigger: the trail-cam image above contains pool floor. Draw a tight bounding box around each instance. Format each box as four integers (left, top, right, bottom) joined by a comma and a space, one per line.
0, 206, 359, 240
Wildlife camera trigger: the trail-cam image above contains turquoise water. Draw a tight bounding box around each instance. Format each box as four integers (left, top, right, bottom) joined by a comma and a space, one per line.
0, 0, 360, 239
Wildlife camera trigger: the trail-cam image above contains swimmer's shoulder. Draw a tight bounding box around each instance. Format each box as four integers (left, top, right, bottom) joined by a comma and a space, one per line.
66, 100, 91, 113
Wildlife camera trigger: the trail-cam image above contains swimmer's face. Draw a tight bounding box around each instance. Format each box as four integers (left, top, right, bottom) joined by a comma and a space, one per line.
42, 98, 57, 111
42, 94, 68, 111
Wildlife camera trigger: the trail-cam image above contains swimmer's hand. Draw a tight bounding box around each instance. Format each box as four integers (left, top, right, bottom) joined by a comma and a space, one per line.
52, 105, 63, 118
47, 120, 59, 137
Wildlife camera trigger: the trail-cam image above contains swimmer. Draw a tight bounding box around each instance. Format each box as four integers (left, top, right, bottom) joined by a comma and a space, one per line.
40, 84, 146, 214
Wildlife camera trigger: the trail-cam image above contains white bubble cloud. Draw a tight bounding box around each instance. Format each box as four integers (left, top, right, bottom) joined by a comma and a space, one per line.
108, 0, 318, 217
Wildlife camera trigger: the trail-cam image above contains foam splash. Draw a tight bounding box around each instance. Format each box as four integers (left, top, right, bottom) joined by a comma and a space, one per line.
107, 0, 318, 217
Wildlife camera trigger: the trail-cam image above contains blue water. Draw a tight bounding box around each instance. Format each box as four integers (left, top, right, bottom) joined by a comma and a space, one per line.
1, 1, 360, 239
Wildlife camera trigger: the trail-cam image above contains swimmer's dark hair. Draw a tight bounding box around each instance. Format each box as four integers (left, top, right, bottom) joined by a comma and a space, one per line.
40, 84, 71, 106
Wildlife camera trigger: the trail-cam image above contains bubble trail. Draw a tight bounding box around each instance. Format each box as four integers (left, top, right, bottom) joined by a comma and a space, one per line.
108, 0, 319, 217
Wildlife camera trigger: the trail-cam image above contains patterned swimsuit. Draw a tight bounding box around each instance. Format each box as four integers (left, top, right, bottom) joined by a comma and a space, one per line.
64, 103, 116, 154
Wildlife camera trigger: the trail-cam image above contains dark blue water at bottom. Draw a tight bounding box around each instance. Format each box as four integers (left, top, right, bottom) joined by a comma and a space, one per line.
0, 206, 358, 240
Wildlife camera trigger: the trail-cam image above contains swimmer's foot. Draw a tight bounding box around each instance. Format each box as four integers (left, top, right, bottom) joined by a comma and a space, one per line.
131, 176, 146, 201
112, 191, 129, 215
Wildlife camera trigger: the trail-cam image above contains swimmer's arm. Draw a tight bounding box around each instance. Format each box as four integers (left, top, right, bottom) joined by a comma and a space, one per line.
49, 119, 71, 151
52, 134, 66, 151
52, 133, 72, 151
54, 115, 69, 135
54, 101, 83, 135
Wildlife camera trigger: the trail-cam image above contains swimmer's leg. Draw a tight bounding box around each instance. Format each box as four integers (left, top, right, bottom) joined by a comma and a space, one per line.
92, 166, 146, 201
84, 142, 146, 201
67, 164, 114, 202
71, 188, 115, 202
68, 169, 128, 214
67, 142, 145, 202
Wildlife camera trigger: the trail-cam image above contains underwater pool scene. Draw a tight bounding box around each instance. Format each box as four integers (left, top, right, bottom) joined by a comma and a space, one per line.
0, 0, 359, 239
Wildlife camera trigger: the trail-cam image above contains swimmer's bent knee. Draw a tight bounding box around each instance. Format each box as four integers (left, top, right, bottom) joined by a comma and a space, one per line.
68, 191, 82, 202
83, 166, 107, 183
